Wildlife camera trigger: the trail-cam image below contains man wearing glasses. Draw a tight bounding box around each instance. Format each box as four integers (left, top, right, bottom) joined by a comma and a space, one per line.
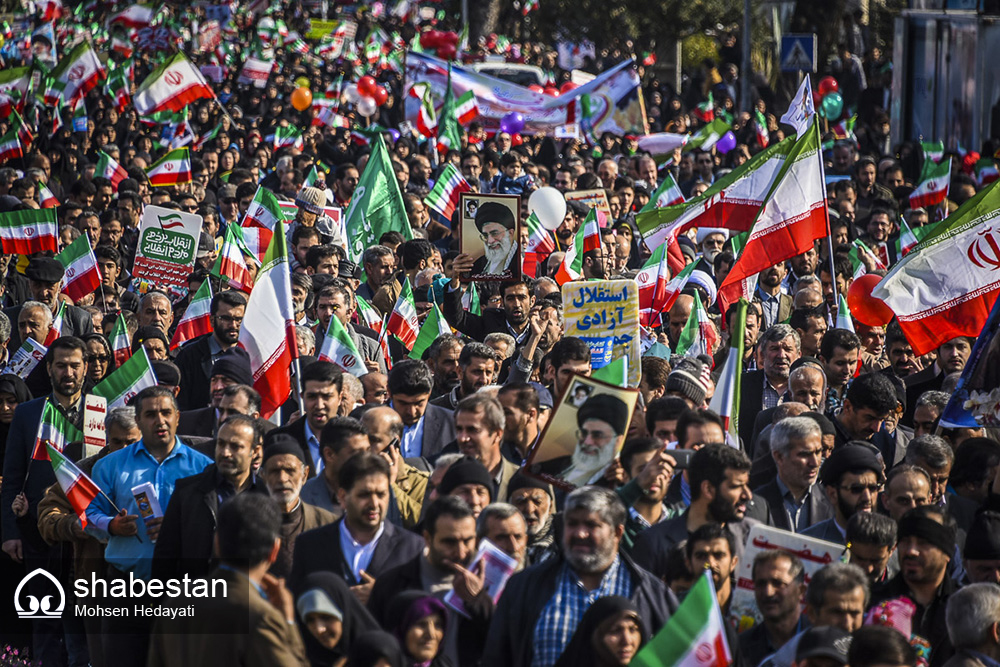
802, 444, 884, 546
471, 201, 519, 279
536, 394, 629, 488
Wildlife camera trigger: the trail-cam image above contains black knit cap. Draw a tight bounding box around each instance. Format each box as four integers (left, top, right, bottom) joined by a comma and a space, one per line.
438, 456, 495, 500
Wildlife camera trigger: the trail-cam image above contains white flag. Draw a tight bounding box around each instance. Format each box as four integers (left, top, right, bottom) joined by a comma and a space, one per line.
780, 75, 815, 139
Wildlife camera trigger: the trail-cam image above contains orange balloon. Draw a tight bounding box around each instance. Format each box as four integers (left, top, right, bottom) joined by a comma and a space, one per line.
291, 87, 313, 112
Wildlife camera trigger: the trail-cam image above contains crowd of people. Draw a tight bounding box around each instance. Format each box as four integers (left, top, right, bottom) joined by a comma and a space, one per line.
0, 1, 997, 667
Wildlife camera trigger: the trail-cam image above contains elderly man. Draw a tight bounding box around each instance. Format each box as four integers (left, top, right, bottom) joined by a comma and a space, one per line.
740, 324, 801, 448
361, 405, 429, 528
4, 257, 94, 351
945, 583, 1000, 667
738, 551, 807, 667
533, 393, 630, 488
508, 472, 556, 565
483, 486, 674, 667
471, 202, 519, 278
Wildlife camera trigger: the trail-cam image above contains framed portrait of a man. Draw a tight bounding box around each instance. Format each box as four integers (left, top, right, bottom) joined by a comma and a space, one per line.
459, 193, 521, 282
524, 373, 639, 490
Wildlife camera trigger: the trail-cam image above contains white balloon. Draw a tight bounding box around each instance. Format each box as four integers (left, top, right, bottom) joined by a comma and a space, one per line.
343, 86, 362, 104
528, 187, 567, 231
357, 96, 378, 118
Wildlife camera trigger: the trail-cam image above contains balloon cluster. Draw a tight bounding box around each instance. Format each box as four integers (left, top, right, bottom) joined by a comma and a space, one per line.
419, 29, 460, 60
815, 76, 844, 120
528, 81, 578, 96
343, 75, 390, 118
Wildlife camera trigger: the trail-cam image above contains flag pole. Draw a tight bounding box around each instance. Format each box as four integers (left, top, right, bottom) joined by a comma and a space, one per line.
292, 355, 305, 415
814, 119, 840, 315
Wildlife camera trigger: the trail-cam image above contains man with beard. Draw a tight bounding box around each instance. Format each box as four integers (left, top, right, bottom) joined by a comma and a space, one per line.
443, 271, 535, 345
507, 301, 564, 386
581, 242, 607, 280
497, 383, 541, 462
755, 263, 793, 330
846, 512, 898, 585
903, 337, 972, 424
534, 394, 629, 488
833, 373, 898, 463
886, 323, 922, 378
425, 335, 464, 399
869, 506, 957, 667
685, 523, 739, 613
554, 200, 587, 251
802, 444, 883, 546
739, 551, 807, 667
484, 487, 675, 667
471, 202, 519, 279
739, 325, 801, 449
857, 323, 889, 373
782, 246, 820, 293
176, 356, 255, 439
905, 435, 979, 532
819, 329, 863, 416
632, 444, 757, 578
694, 229, 728, 277
175, 291, 247, 411
508, 473, 557, 565
431, 342, 498, 410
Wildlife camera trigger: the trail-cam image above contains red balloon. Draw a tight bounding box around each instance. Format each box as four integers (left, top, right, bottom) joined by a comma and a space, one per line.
817, 76, 839, 96
437, 43, 457, 60
420, 29, 443, 48
357, 76, 378, 97
543, 86, 559, 97
528, 84, 545, 94
443, 31, 460, 45
511, 133, 523, 146
560, 81, 578, 94
847, 274, 894, 327
812, 91, 823, 108
372, 86, 389, 106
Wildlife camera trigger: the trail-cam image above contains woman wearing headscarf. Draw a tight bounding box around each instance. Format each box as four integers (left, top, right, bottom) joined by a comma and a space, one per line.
82, 333, 114, 388
385, 591, 452, 667
554, 596, 647, 667
346, 631, 406, 667
295, 571, 380, 667
0, 373, 31, 463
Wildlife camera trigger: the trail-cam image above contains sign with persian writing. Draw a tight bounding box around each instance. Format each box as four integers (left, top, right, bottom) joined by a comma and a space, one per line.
562, 279, 640, 386
133, 205, 202, 289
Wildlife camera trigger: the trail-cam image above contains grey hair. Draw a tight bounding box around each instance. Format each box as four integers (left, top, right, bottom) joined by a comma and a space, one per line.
770, 416, 821, 458
532, 276, 558, 298
760, 323, 801, 351
362, 245, 394, 266
915, 390, 950, 412
0, 311, 9, 344
564, 486, 627, 529
139, 291, 171, 308
20, 301, 52, 327
295, 325, 315, 353
476, 502, 523, 540
752, 549, 805, 583
793, 275, 823, 292
906, 434, 954, 469
341, 374, 363, 407
106, 406, 137, 431
59, 224, 81, 241
433, 453, 465, 475
806, 562, 870, 609
484, 333, 516, 359
455, 394, 505, 434
946, 583, 1000, 649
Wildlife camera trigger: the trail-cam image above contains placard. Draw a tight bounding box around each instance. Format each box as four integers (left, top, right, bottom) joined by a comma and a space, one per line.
458, 193, 521, 282
564, 189, 611, 219
562, 279, 640, 386
132, 205, 202, 289
83, 394, 107, 458
444, 539, 518, 618
4, 338, 47, 379
730, 524, 845, 632
525, 372, 639, 490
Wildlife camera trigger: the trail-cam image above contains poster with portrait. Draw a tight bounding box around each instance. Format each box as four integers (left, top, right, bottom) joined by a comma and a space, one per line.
459, 193, 521, 282
525, 373, 639, 491
564, 189, 611, 219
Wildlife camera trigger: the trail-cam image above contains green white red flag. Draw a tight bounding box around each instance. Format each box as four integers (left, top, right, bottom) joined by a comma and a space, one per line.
170, 278, 213, 350
555, 208, 602, 285
134, 53, 215, 116
93, 347, 158, 409
56, 235, 100, 302
675, 293, 719, 358
387, 278, 420, 350
108, 311, 131, 366
272, 125, 303, 150
318, 314, 367, 376
46, 443, 101, 528
31, 400, 83, 461
211, 224, 255, 292
0, 208, 58, 254
238, 220, 298, 418
145, 147, 192, 187
640, 171, 685, 213
836, 294, 856, 333
873, 178, 1000, 355
638, 249, 695, 328
709, 299, 747, 436
44, 41, 105, 106
910, 157, 951, 209
424, 163, 470, 224
38, 181, 59, 208
975, 158, 999, 188
897, 214, 921, 257
96, 150, 128, 190
107, 4, 154, 29
0, 126, 22, 163
523, 211, 556, 278
409, 303, 451, 360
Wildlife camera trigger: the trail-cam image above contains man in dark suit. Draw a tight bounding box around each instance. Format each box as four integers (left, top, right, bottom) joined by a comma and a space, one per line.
802, 444, 884, 546
902, 337, 972, 425
177, 367, 258, 439
3, 257, 95, 353
752, 416, 833, 533
174, 290, 248, 411
289, 453, 423, 602
153, 415, 266, 579
386, 359, 456, 461
265, 361, 344, 477
738, 324, 801, 451
442, 270, 534, 346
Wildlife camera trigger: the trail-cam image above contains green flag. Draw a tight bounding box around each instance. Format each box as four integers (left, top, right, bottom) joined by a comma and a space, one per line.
591, 356, 627, 386
343, 134, 412, 263
409, 304, 451, 360
436, 64, 461, 153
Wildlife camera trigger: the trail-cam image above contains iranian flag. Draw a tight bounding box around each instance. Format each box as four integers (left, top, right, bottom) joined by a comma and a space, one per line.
108, 311, 132, 366
96, 150, 128, 190
238, 221, 298, 418
313, 105, 349, 129
10, 110, 33, 149
637, 136, 792, 274
523, 211, 556, 278
30, 400, 83, 461
554, 208, 602, 285
684, 118, 730, 153
409, 304, 451, 360
133, 53, 215, 116
873, 179, 1000, 355
754, 109, 769, 148
0, 126, 22, 163
836, 294, 856, 333
675, 293, 719, 358
693, 93, 715, 123
45, 42, 105, 106
0, 208, 58, 254
44, 302, 66, 347
630, 572, 731, 667
719, 123, 827, 314
910, 157, 951, 209
272, 125, 303, 150
387, 279, 420, 350
709, 299, 747, 435
241, 186, 283, 263
641, 171, 686, 213
975, 158, 999, 188
412, 84, 437, 137
146, 148, 192, 187
212, 224, 255, 292
56, 235, 100, 302
170, 278, 213, 350
897, 215, 921, 257
455, 90, 478, 124
38, 181, 59, 208
635, 133, 689, 161
343, 134, 412, 263
638, 249, 695, 328
46, 443, 101, 528
93, 347, 158, 409
356, 296, 384, 334
848, 239, 886, 279
318, 314, 367, 376
921, 140, 944, 163
424, 163, 470, 223
107, 4, 154, 28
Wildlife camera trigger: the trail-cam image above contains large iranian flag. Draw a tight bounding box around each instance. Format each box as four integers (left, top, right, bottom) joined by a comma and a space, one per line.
92, 347, 158, 409
0, 208, 58, 254
238, 220, 298, 418
910, 157, 951, 210
133, 53, 215, 116
56, 235, 100, 302
631, 572, 732, 667
637, 136, 793, 273
873, 178, 1000, 355
719, 122, 827, 313
45, 42, 105, 106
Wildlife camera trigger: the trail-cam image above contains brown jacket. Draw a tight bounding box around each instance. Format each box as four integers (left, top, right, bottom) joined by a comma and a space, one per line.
148, 566, 308, 667
372, 277, 403, 316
